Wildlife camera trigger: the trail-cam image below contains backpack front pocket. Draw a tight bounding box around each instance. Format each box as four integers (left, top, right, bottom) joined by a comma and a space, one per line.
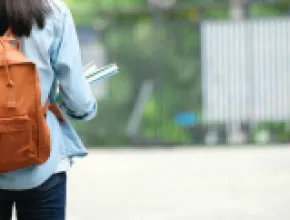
0, 116, 34, 173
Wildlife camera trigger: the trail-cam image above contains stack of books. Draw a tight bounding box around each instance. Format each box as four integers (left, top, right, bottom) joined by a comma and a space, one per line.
56, 62, 119, 104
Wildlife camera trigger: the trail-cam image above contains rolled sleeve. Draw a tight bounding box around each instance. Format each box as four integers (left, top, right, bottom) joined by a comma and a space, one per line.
66, 102, 97, 121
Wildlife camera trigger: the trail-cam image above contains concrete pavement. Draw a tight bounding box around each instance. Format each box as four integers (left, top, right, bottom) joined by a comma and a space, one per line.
65, 146, 290, 220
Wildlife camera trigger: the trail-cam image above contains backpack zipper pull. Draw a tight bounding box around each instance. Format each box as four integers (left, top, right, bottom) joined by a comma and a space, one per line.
7, 79, 14, 87
7, 79, 16, 108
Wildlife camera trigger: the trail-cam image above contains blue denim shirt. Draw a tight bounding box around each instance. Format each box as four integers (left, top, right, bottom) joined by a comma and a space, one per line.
0, 0, 97, 190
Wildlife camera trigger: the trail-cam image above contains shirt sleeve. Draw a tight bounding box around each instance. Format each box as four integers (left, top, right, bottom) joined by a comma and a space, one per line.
51, 6, 97, 121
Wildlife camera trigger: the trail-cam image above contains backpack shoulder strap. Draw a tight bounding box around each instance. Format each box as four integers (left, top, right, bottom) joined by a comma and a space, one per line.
44, 102, 65, 123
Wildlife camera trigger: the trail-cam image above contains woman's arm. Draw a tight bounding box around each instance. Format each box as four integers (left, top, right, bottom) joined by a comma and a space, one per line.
51, 5, 97, 121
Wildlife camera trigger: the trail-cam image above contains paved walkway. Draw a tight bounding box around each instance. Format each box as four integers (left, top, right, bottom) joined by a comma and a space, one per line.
64, 146, 290, 220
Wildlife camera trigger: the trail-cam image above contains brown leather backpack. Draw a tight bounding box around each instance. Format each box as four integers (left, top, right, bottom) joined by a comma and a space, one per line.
0, 30, 63, 174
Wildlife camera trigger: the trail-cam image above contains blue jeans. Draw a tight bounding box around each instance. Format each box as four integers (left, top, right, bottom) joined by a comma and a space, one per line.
0, 172, 66, 220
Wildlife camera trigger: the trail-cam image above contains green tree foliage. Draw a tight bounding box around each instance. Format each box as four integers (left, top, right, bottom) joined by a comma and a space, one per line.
64, 0, 290, 146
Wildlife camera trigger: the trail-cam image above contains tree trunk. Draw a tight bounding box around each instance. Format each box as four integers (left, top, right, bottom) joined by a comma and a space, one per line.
230, 0, 246, 20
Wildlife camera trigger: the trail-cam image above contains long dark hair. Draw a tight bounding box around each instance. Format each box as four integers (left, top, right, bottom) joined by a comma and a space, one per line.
0, 0, 52, 37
